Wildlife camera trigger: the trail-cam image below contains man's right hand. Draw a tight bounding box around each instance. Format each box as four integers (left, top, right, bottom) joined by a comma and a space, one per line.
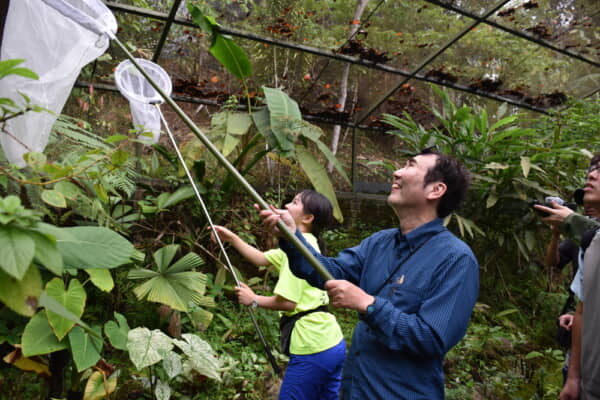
534, 201, 575, 227
558, 314, 574, 330
560, 378, 581, 400
254, 204, 296, 235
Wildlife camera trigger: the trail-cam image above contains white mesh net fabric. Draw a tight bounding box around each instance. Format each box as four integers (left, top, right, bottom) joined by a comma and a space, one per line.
0, 0, 116, 167
114, 59, 173, 144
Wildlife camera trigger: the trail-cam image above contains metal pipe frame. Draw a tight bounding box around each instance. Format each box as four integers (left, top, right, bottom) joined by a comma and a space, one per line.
354, 0, 513, 125
74, 80, 388, 132
103, 1, 552, 115
422, 0, 600, 69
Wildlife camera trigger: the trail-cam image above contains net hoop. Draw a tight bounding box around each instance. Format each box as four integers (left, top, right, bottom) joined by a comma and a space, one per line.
114, 59, 172, 105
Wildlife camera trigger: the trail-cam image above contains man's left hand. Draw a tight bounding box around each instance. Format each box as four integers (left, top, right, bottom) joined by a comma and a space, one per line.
325, 280, 374, 312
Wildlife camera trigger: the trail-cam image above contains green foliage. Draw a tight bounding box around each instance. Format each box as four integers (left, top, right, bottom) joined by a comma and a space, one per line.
0, 59, 45, 128
104, 312, 130, 351
255, 87, 349, 222
0, 196, 63, 286
188, 3, 252, 80
382, 86, 590, 262
445, 303, 564, 399
44, 278, 86, 341
128, 244, 210, 312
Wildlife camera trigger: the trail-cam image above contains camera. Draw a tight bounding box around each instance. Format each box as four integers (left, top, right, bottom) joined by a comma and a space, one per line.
530, 196, 577, 217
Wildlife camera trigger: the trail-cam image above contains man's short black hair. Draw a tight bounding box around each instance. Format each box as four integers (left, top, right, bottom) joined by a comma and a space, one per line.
589, 153, 600, 169
420, 148, 471, 218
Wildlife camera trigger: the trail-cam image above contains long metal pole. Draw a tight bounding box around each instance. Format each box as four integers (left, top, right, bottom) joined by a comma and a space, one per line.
156, 105, 281, 376
110, 37, 334, 282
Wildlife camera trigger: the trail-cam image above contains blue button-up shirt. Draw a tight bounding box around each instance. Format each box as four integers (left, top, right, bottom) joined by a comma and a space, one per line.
280, 218, 479, 400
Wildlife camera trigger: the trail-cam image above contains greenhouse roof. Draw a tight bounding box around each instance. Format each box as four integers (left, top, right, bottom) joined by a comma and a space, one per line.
84, 0, 599, 131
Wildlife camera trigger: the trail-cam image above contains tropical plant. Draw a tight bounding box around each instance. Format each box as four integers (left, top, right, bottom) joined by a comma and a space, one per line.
0, 59, 44, 126
0, 193, 138, 398
126, 327, 222, 400
188, 4, 351, 222
127, 244, 211, 311
381, 85, 590, 261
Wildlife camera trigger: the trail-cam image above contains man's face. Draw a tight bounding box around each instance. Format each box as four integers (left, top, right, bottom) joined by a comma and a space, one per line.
387, 154, 438, 210
583, 162, 600, 207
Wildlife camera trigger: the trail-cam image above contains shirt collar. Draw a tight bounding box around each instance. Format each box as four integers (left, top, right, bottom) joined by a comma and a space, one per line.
396, 218, 446, 252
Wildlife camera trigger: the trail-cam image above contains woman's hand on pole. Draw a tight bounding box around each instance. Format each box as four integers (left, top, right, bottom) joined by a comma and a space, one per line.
254, 204, 297, 235
235, 282, 256, 306
209, 225, 236, 243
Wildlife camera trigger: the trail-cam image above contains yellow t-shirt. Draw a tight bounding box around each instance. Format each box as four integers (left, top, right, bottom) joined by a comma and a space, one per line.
264, 233, 344, 355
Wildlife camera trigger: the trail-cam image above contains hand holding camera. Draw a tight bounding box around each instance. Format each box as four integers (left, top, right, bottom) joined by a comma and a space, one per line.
531, 196, 577, 224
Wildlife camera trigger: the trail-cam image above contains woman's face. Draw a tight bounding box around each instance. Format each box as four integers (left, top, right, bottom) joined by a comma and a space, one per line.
285, 193, 309, 225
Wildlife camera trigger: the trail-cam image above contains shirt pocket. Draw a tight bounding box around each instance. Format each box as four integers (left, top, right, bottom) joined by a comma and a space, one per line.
389, 284, 424, 313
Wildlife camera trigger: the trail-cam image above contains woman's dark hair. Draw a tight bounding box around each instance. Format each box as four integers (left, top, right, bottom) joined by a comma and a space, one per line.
298, 189, 334, 255
420, 149, 471, 218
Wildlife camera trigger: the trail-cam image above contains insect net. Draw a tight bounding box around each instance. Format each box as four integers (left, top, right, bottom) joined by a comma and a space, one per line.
114, 59, 173, 143
0, 0, 116, 167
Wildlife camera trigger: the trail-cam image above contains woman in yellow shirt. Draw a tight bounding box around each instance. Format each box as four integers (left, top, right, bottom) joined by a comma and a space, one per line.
212, 190, 345, 400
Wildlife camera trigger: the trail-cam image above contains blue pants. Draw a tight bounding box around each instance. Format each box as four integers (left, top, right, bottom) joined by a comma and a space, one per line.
279, 339, 346, 400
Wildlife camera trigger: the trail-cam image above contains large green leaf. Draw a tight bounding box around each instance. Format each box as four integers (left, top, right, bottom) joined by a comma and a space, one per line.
104, 312, 130, 351
210, 34, 252, 80
153, 244, 179, 273
262, 87, 301, 155
0, 265, 42, 317
0, 226, 35, 280
161, 186, 195, 209
311, 137, 351, 185
83, 371, 118, 400
85, 268, 114, 292
132, 275, 194, 312
190, 308, 214, 331
188, 4, 216, 35
262, 87, 301, 120
31, 231, 63, 276
34, 224, 134, 269
295, 145, 344, 222
69, 325, 103, 372
21, 312, 68, 357
167, 252, 205, 273
54, 181, 84, 200
227, 112, 252, 135
45, 278, 86, 340
173, 334, 221, 381
38, 291, 90, 332
252, 108, 278, 149
222, 134, 241, 157
41, 190, 67, 208
127, 327, 173, 371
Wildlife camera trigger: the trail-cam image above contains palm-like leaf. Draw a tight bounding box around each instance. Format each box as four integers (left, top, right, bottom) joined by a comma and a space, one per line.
128, 245, 207, 312
153, 245, 178, 273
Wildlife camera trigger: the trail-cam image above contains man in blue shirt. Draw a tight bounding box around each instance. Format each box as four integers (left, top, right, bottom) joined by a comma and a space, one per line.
258, 149, 480, 399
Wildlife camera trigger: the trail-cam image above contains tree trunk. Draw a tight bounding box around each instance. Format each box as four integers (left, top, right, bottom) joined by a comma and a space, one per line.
328, 0, 369, 173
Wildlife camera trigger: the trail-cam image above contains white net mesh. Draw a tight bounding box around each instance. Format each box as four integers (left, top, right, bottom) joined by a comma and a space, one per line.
114, 59, 173, 143
0, 0, 116, 167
